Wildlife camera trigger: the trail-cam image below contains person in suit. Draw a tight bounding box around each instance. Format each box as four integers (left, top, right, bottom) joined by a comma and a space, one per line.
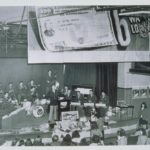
87, 90, 97, 103
47, 83, 60, 124
17, 81, 27, 104
100, 91, 109, 107
28, 80, 39, 103
7, 82, 15, 100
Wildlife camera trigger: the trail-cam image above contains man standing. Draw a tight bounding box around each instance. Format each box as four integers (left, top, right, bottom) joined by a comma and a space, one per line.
48, 83, 60, 124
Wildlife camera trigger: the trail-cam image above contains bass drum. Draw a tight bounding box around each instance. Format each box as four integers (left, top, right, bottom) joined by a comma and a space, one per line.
32, 105, 44, 118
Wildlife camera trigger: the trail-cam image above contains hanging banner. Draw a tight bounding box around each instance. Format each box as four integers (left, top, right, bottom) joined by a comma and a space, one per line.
35, 6, 117, 52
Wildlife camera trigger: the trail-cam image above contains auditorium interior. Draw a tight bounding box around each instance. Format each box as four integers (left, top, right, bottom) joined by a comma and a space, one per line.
0, 61, 150, 146
0, 6, 150, 146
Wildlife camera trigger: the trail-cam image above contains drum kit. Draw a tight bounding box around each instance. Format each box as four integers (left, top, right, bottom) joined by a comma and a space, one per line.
23, 99, 50, 118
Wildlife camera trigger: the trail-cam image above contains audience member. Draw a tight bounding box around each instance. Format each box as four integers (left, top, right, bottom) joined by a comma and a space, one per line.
61, 134, 72, 146
51, 135, 60, 146
90, 135, 104, 146
18, 139, 25, 146
33, 135, 44, 146
137, 128, 147, 145
145, 130, 150, 145
117, 128, 127, 145
25, 138, 33, 146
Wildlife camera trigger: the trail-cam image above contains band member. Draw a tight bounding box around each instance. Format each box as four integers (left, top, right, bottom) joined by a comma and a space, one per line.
47, 83, 60, 123
7, 82, 15, 100
87, 90, 97, 103
100, 91, 109, 107
18, 81, 27, 104
28, 80, 40, 102
61, 86, 71, 100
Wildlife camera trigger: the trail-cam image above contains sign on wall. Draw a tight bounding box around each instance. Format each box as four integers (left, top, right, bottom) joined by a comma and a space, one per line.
132, 86, 150, 99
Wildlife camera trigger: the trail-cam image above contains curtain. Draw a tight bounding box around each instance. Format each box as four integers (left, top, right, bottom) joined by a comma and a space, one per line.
95, 63, 118, 107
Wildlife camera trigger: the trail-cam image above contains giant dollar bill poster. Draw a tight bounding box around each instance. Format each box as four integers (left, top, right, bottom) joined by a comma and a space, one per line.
35, 6, 117, 52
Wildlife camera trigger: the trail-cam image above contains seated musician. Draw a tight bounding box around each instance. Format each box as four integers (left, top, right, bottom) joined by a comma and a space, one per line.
100, 91, 109, 108
28, 80, 40, 103
86, 90, 97, 103
17, 81, 27, 104
63, 86, 71, 100
70, 90, 84, 117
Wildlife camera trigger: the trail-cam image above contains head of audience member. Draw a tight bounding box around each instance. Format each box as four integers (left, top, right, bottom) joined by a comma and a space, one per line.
72, 130, 80, 139
52, 135, 59, 143
11, 138, 18, 146
61, 134, 72, 146
140, 102, 147, 110
18, 139, 25, 146
117, 128, 126, 137
140, 128, 147, 136
80, 138, 89, 146
91, 135, 100, 144
25, 138, 32, 146
33, 135, 43, 146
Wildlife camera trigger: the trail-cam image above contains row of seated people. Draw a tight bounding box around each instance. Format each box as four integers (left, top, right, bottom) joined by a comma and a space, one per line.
0, 81, 109, 106
8, 127, 150, 146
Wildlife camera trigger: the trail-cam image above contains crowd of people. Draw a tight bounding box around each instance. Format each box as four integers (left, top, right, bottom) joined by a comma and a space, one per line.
8, 127, 150, 146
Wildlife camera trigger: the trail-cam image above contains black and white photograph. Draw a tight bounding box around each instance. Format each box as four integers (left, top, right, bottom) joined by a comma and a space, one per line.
0, 1, 150, 148
28, 6, 150, 63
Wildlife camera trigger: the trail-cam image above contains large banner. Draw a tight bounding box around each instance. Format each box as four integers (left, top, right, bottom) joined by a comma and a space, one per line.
36, 6, 117, 52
